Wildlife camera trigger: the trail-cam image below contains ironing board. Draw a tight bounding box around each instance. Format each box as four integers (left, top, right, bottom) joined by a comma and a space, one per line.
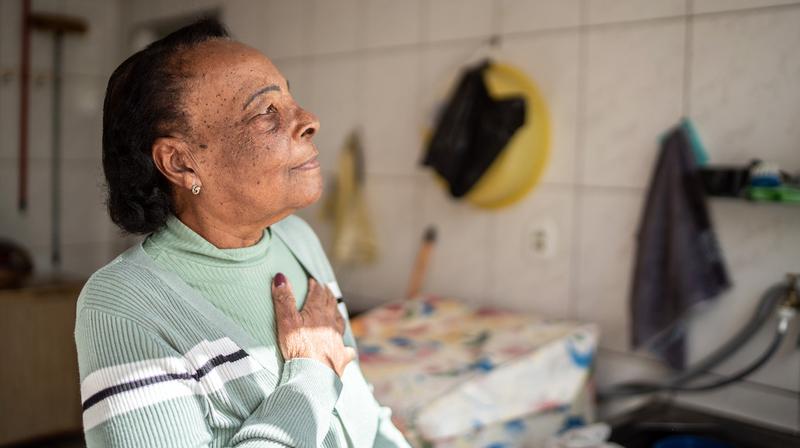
351, 296, 598, 447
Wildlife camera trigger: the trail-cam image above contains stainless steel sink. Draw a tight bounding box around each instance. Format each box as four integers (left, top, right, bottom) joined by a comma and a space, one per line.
607, 400, 800, 448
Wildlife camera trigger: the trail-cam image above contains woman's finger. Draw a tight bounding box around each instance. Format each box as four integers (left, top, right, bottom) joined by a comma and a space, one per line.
334, 307, 345, 335
321, 283, 336, 308
301, 277, 322, 312
303, 278, 335, 315
343, 346, 357, 365
271, 273, 299, 329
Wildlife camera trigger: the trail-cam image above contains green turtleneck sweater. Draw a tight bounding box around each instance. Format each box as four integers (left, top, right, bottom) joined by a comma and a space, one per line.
74, 213, 410, 448
142, 214, 310, 350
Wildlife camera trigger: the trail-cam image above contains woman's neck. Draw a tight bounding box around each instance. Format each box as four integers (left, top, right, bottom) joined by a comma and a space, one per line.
172, 189, 296, 249
175, 209, 280, 249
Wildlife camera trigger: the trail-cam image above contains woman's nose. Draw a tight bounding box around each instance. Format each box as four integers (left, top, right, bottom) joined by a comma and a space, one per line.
295, 107, 320, 141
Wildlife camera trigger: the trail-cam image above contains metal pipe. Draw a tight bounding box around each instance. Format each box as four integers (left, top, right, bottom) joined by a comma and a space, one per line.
18, 0, 31, 212
51, 31, 63, 267
600, 278, 798, 400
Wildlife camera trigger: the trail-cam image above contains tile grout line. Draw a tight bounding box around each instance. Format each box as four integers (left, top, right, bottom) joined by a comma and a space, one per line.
682, 0, 694, 117
567, 0, 589, 321
413, 0, 429, 264
490, 0, 502, 39
484, 0, 503, 303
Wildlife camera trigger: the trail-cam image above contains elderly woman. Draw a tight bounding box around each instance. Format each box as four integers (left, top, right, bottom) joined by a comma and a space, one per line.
74, 19, 409, 448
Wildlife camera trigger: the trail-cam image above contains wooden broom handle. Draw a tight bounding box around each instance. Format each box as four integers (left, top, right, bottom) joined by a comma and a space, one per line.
405, 226, 437, 299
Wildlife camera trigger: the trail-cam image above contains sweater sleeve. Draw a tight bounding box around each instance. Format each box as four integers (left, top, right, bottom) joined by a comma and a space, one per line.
76, 308, 342, 448
229, 358, 342, 447
373, 406, 412, 448
336, 306, 411, 448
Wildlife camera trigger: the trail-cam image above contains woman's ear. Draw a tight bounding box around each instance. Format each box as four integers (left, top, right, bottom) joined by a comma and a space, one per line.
151, 137, 198, 191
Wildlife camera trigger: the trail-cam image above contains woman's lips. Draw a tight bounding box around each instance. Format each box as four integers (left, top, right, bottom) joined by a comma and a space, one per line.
293, 153, 320, 170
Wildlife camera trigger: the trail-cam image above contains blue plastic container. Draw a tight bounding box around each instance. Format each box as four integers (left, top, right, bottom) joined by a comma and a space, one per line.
653, 435, 734, 448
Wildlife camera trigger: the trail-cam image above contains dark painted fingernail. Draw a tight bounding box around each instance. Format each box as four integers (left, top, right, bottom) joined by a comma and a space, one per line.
274, 273, 286, 288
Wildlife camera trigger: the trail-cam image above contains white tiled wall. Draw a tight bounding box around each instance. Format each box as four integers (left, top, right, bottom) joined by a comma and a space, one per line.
497, 0, 581, 33
690, 5, 800, 167
492, 184, 575, 318
585, 0, 687, 24
3, 0, 796, 432
422, 174, 493, 306
581, 19, 686, 189
426, 0, 494, 42
0, 0, 124, 279
362, 0, 423, 49
308, 54, 362, 171
311, 0, 360, 55
575, 188, 644, 351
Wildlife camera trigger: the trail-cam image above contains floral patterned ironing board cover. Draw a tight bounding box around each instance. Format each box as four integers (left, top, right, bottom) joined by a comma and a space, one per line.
351, 297, 598, 446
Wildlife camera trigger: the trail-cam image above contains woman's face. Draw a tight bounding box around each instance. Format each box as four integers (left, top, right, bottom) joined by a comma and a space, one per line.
175, 39, 321, 228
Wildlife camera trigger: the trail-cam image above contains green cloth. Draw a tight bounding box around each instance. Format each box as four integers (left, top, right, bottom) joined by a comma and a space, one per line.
74, 214, 410, 448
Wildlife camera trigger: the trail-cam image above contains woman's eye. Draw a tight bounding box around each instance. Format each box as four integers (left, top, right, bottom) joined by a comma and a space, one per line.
263, 104, 278, 115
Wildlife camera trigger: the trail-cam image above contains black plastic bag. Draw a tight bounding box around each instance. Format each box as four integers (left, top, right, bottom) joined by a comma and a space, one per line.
422, 60, 526, 198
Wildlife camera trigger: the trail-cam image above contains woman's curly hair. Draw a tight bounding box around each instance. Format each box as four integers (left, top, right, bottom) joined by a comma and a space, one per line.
102, 18, 229, 234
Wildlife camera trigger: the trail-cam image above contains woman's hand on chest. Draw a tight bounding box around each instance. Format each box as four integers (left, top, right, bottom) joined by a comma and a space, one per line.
271, 273, 355, 377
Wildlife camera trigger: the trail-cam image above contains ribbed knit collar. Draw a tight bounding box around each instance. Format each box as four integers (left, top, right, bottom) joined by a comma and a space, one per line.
144, 213, 271, 267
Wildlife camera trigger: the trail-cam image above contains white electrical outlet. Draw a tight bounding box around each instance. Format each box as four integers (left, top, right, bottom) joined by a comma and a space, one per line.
523, 220, 557, 261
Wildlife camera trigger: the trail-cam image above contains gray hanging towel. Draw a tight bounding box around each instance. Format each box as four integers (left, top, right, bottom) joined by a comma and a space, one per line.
630, 124, 731, 369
